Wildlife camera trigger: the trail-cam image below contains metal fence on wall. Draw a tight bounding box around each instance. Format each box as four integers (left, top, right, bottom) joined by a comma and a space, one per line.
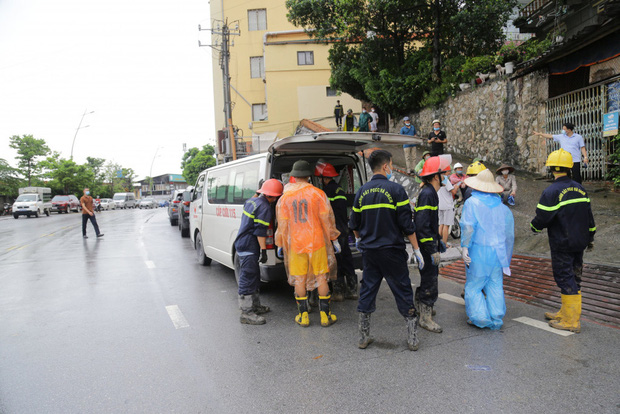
546, 76, 619, 181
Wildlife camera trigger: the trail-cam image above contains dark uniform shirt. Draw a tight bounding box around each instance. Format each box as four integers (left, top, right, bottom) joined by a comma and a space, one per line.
323, 180, 348, 234
414, 184, 440, 254
428, 130, 447, 155
334, 104, 344, 117
463, 185, 474, 202
349, 174, 415, 250
530, 176, 595, 252
234, 195, 272, 255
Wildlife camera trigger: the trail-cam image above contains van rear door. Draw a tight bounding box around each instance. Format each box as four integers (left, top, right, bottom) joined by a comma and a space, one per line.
269, 132, 422, 154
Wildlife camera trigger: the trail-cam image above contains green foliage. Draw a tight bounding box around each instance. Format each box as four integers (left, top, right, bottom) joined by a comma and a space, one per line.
607, 134, 620, 187
0, 158, 22, 198
8, 134, 50, 186
41, 153, 95, 196
521, 36, 553, 62
102, 162, 136, 195
181, 145, 216, 186
459, 55, 496, 82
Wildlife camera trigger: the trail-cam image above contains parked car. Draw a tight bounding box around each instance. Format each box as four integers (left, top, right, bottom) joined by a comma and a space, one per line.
189, 132, 422, 283
13, 187, 52, 218
139, 198, 157, 209
100, 198, 116, 210
178, 187, 194, 237
112, 192, 137, 209
168, 190, 184, 226
51, 195, 80, 214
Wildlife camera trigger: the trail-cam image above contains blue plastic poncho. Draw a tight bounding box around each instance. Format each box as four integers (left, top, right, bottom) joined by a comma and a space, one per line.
460, 190, 514, 330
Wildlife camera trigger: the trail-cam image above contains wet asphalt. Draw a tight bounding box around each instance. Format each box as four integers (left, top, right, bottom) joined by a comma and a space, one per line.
0, 209, 619, 413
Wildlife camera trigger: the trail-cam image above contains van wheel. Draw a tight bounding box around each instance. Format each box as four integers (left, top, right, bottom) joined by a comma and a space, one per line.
13, 214, 18, 219
233, 252, 241, 286
195, 233, 212, 266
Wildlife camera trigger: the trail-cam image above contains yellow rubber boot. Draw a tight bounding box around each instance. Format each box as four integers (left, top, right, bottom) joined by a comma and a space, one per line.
544, 305, 566, 321
319, 295, 337, 327
295, 296, 310, 327
549, 294, 581, 333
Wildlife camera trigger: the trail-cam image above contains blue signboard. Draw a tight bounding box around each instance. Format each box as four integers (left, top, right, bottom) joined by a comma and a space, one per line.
603, 111, 619, 137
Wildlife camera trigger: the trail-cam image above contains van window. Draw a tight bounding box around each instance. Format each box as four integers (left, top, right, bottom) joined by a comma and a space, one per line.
208, 169, 229, 204
195, 174, 205, 199
207, 161, 260, 205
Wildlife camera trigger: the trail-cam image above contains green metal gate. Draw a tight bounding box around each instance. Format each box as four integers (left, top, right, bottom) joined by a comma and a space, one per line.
546, 76, 619, 181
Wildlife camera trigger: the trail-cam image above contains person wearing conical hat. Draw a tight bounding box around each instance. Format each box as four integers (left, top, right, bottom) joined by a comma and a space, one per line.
460, 169, 514, 330
495, 163, 517, 206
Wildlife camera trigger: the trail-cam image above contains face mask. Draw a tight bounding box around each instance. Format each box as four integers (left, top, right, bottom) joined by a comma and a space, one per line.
405, 122, 410, 126
441, 176, 449, 186
362, 109, 367, 113
85, 191, 90, 195
386, 166, 393, 180
434, 127, 440, 131
563, 130, 568, 135
455, 169, 463, 175
371, 109, 375, 112
502, 170, 509, 175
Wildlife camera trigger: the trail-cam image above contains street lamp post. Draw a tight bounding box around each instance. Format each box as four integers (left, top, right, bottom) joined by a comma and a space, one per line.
149, 147, 162, 197
70, 109, 95, 160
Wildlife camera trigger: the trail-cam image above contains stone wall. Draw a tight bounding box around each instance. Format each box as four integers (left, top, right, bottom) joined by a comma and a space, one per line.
393, 70, 549, 173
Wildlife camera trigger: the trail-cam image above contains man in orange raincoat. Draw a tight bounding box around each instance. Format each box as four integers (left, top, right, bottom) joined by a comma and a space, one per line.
275, 160, 341, 327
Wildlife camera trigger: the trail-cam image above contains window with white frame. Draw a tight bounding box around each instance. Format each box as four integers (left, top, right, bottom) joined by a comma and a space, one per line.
248, 9, 267, 31
250, 56, 264, 79
297, 51, 314, 66
252, 104, 268, 121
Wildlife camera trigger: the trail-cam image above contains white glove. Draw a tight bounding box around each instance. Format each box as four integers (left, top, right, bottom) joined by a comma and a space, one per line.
503, 267, 511, 276
355, 237, 362, 251
413, 248, 424, 270
462, 247, 472, 266
332, 240, 341, 254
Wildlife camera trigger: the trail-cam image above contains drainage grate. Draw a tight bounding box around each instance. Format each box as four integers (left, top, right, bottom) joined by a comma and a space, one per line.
440, 254, 620, 328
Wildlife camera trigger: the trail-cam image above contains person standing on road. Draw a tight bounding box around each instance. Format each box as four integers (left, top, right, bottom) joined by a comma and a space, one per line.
315, 162, 357, 301
234, 179, 283, 325
80, 188, 104, 239
530, 149, 595, 333
334, 100, 344, 130
533, 122, 589, 184
438, 166, 458, 247
463, 161, 487, 202
460, 169, 514, 330
369, 106, 379, 132
449, 163, 467, 200
414, 155, 450, 333
343, 109, 358, 131
428, 119, 447, 156
400, 117, 419, 174
275, 160, 341, 328
414, 151, 431, 184
349, 150, 425, 351
495, 163, 517, 206
358, 108, 372, 132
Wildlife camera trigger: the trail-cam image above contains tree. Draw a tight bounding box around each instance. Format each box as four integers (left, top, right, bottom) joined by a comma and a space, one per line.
40, 153, 95, 195
102, 162, 136, 195
8, 134, 50, 186
286, 0, 516, 115
0, 158, 22, 198
86, 156, 107, 196
181, 145, 216, 186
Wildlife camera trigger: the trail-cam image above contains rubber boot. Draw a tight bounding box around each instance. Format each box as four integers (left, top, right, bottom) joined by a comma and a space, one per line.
239, 295, 266, 325
415, 288, 435, 316
358, 312, 373, 349
331, 282, 345, 302
345, 278, 359, 300
294, 296, 310, 327
418, 303, 442, 333
549, 293, 581, 333
405, 316, 419, 351
544, 304, 566, 321
308, 289, 318, 311
251, 292, 270, 315
319, 295, 337, 327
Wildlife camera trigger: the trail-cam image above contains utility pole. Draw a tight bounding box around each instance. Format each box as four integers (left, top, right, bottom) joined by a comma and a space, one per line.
199, 19, 240, 161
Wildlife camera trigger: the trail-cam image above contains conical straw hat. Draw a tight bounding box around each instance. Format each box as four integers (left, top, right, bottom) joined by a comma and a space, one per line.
464, 169, 504, 193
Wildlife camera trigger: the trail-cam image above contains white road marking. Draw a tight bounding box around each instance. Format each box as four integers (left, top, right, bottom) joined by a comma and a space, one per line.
513, 316, 575, 337
439, 293, 465, 305
145, 260, 156, 269
166, 305, 190, 329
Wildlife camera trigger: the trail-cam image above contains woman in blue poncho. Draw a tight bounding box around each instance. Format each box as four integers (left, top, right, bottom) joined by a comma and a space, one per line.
460, 168, 514, 330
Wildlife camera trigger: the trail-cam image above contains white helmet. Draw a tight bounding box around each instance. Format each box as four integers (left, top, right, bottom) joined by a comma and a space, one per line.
454, 162, 463, 169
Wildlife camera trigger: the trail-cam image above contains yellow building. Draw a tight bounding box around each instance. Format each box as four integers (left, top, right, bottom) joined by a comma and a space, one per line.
209, 1, 361, 157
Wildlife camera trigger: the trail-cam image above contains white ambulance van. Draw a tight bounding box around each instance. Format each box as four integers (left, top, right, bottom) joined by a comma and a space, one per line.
189, 132, 422, 283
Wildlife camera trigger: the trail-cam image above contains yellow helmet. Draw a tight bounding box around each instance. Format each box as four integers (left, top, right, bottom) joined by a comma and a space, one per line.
466, 161, 487, 176
546, 149, 573, 169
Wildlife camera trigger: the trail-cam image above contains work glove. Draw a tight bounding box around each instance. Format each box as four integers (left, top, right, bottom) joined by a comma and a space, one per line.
413, 248, 425, 270
586, 241, 594, 252
332, 240, 341, 254
462, 247, 471, 266
276, 247, 284, 260
260, 249, 268, 264
439, 240, 447, 253
502, 267, 511, 276
431, 252, 441, 267
355, 237, 362, 252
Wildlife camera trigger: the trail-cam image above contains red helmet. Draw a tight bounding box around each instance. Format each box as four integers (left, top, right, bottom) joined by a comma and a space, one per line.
257, 179, 283, 197
314, 162, 338, 177
419, 156, 451, 177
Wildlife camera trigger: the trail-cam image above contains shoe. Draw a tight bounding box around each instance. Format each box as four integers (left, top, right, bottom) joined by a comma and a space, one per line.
238, 295, 266, 325
358, 312, 374, 349
295, 296, 310, 327
331, 282, 345, 302
405, 316, 420, 351
319, 295, 337, 327
97, 234, 104, 238
345, 280, 359, 300
83, 235, 88, 239
418, 303, 442, 333
548, 293, 581, 333
251, 292, 270, 315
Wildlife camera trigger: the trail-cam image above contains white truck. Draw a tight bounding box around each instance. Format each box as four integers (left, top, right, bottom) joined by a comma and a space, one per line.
13, 187, 52, 219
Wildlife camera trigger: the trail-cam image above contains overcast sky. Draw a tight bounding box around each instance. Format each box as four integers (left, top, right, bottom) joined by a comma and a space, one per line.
0, 0, 217, 180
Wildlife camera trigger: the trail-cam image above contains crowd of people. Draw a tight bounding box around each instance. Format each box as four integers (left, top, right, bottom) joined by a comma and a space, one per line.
232, 115, 595, 351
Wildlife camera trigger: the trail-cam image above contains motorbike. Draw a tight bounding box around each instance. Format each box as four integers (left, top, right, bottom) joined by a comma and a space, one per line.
2, 203, 12, 216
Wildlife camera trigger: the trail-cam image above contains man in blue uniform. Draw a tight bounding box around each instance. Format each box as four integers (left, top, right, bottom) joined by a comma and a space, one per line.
234, 179, 283, 325
414, 155, 450, 333
315, 161, 357, 301
531, 149, 595, 333
349, 150, 425, 351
